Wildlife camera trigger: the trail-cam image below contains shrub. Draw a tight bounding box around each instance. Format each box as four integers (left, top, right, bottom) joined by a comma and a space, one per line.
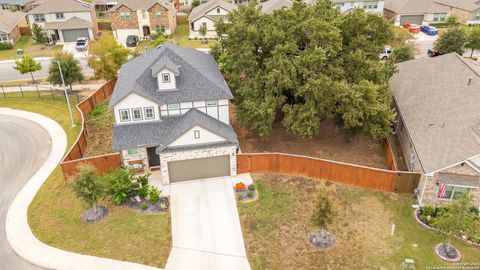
70, 164, 106, 213
139, 184, 149, 198
391, 44, 414, 63
248, 184, 255, 191
148, 186, 161, 203
141, 202, 148, 210
311, 193, 335, 228
0, 42, 14, 50
191, 0, 200, 7
103, 168, 135, 205
247, 190, 254, 198
421, 204, 436, 219
237, 193, 244, 201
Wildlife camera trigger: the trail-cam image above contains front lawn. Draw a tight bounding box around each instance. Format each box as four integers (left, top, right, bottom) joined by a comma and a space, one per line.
238, 174, 480, 269
0, 97, 172, 268
0, 35, 63, 60
170, 24, 215, 48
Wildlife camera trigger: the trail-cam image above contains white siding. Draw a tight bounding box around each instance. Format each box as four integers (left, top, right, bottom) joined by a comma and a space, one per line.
168, 125, 227, 147
335, 0, 384, 14
190, 16, 218, 39
136, 9, 151, 38
160, 100, 230, 124
205, 6, 229, 16
113, 93, 160, 124
28, 11, 94, 27
156, 68, 176, 90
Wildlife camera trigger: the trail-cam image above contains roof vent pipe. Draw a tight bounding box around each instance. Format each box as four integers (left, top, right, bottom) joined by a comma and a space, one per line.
468, 77, 473, 86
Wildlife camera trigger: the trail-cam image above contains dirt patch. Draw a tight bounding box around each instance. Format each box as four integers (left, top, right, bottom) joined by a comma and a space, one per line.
230, 105, 387, 169
83, 101, 114, 157
238, 174, 398, 269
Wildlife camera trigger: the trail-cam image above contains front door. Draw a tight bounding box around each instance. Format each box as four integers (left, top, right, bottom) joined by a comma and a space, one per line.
147, 147, 160, 167
142, 26, 150, 37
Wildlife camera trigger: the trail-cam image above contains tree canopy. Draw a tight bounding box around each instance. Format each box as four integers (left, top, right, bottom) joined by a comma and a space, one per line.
213, 0, 396, 139
434, 27, 467, 55
13, 55, 42, 83
48, 52, 84, 91
466, 26, 480, 58
32, 23, 47, 44
88, 35, 131, 80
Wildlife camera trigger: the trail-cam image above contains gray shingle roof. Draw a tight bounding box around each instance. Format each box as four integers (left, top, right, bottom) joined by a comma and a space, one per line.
384, 0, 450, 14
109, 42, 233, 108
188, 0, 237, 22
0, 0, 35, 5
28, 0, 91, 14
44, 16, 92, 30
151, 55, 179, 77
261, 0, 292, 13
391, 53, 480, 174
112, 0, 170, 11
434, 0, 480, 12
0, 9, 25, 33
112, 108, 238, 151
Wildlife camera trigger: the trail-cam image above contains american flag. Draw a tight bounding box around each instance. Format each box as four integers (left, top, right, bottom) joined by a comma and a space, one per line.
438, 183, 447, 198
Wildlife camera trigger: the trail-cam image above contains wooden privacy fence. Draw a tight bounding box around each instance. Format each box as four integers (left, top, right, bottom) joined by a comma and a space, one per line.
237, 153, 420, 193
384, 137, 398, 171
60, 79, 121, 178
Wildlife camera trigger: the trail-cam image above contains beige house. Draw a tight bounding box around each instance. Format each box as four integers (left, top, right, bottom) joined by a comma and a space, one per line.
110, 0, 177, 44
27, 0, 98, 43
435, 0, 480, 25
391, 53, 480, 208
0, 0, 38, 12
188, 0, 237, 39
384, 0, 451, 26
0, 9, 27, 44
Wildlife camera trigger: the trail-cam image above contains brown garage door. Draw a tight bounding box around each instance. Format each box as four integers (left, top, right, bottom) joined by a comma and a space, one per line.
168, 155, 231, 183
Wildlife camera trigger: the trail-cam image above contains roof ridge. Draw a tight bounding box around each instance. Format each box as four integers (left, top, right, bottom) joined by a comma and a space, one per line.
455, 53, 480, 79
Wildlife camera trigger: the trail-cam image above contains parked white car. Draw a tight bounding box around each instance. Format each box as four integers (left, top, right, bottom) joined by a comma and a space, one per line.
379, 45, 393, 60
75, 37, 89, 51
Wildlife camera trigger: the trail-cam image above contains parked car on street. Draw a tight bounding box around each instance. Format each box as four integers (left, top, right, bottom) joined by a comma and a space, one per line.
126, 35, 139, 47
75, 37, 89, 51
379, 45, 393, 60
402, 23, 420, 33
420, 25, 438, 35
427, 49, 441, 57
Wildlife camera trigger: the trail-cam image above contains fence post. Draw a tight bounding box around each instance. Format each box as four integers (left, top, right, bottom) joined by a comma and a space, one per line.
19, 85, 24, 97
76, 93, 80, 103
1, 85, 5, 98
50, 87, 55, 100
35, 84, 40, 98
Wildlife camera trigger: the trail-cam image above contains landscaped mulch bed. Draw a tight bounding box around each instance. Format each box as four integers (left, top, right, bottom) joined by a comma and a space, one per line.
126, 196, 170, 214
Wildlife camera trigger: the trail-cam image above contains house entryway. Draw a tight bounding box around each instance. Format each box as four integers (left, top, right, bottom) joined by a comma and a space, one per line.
142, 25, 151, 37
147, 147, 160, 167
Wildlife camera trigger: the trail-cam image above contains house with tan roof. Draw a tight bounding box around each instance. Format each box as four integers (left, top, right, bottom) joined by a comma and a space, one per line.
188, 0, 237, 39
0, 9, 27, 44
384, 0, 451, 26
260, 0, 292, 14
0, 0, 38, 11
27, 0, 98, 43
109, 0, 177, 44
434, 0, 480, 25
332, 0, 385, 14
391, 53, 480, 207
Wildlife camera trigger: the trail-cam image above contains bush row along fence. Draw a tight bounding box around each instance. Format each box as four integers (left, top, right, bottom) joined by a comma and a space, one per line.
60, 79, 121, 178
0, 84, 80, 102
237, 153, 420, 194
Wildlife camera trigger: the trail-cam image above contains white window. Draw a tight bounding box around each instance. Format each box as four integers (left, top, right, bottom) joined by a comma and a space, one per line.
0, 33, 8, 42
167, 103, 179, 110
156, 11, 161, 19
438, 185, 470, 200
55, 13, 64, 19
144, 107, 155, 119
132, 108, 143, 121
162, 73, 170, 83
120, 11, 131, 20
194, 130, 200, 139
119, 109, 130, 122
127, 149, 138, 155
33, 14, 46, 23
206, 100, 218, 107
433, 13, 446, 22
475, 11, 480, 20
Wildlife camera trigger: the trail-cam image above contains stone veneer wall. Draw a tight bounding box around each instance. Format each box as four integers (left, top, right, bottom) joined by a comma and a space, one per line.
111, 5, 139, 30
419, 174, 480, 207
159, 145, 237, 184
121, 147, 148, 169
148, 3, 175, 34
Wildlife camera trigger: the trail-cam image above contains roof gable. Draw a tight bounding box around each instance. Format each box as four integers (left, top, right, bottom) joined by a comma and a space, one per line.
112, 0, 170, 11
0, 9, 25, 33
167, 124, 228, 148
188, 0, 237, 22
151, 55, 180, 77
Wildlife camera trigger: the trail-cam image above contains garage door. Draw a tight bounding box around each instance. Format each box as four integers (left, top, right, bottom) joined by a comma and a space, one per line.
168, 155, 230, 183
400, 15, 424, 25
62, 28, 89, 42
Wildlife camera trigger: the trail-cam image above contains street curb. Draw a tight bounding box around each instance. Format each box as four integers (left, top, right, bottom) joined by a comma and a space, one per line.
2, 108, 162, 270
0, 57, 53, 64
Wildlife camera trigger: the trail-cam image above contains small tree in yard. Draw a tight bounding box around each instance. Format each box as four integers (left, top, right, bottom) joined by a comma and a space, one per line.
88, 35, 131, 80
191, 0, 200, 7
32, 23, 48, 44
391, 44, 415, 63
445, 15, 460, 28
199, 24, 207, 42
434, 27, 467, 55
466, 27, 480, 58
311, 193, 335, 228
13, 55, 42, 83
71, 164, 106, 215
48, 52, 84, 91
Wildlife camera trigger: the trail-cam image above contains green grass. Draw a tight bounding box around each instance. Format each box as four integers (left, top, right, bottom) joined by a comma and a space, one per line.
239, 174, 480, 270
170, 24, 215, 48
0, 96, 172, 268
0, 35, 63, 60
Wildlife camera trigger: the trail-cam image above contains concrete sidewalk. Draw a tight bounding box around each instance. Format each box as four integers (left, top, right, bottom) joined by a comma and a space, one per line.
0, 83, 104, 93
2, 108, 162, 270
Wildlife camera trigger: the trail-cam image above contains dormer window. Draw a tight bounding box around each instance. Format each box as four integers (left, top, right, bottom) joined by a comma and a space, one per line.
162, 73, 171, 83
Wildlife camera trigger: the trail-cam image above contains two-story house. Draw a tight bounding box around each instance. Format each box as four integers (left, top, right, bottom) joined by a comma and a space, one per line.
188, 0, 237, 39
332, 0, 385, 14
110, 42, 238, 184
110, 0, 177, 44
384, 0, 451, 26
0, 0, 38, 12
27, 0, 98, 43
434, 0, 480, 25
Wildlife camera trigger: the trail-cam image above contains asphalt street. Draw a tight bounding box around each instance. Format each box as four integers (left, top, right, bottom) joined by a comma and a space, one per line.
0, 57, 93, 82
0, 115, 50, 270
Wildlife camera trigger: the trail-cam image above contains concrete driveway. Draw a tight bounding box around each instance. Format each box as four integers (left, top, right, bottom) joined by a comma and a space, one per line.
413, 32, 438, 58
165, 177, 250, 270
62, 42, 88, 58
0, 115, 49, 270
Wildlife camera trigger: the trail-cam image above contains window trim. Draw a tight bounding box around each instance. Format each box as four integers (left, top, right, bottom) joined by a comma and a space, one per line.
0, 33, 8, 42
55, 12, 64, 19
162, 73, 171, 83
144, 107, 155, 120
127, 148, 138, 155
131, 107, 143, 121
438, 184, 470, 200
206, 100, 218, 107
167, 103, 180, 110
120, 11, 131, 20
156, 11, 162, 19
119, 109, 130, 122
194, 129, 200, 139
33, 14, 46, 23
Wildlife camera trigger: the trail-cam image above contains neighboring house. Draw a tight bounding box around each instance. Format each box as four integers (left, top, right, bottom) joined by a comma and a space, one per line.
384, 0, 450, 26
260, 0, 292, 14
109, 0, 177, 44
434, 0, 480, 25
110, 42, 238, 184
332, 0, 385, 13
27, 0, 98, 43
188, 0, 237, 39
93, 0, 118, 15
0, 0, 37, 11
0, 9, 27, 43
391, 53, 480, 208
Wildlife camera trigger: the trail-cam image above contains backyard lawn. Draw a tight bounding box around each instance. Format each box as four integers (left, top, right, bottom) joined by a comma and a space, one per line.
0, 36, 62, 60
238, 174, 480, 270
170, 24, 215, 48
0, 96, 172, 268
